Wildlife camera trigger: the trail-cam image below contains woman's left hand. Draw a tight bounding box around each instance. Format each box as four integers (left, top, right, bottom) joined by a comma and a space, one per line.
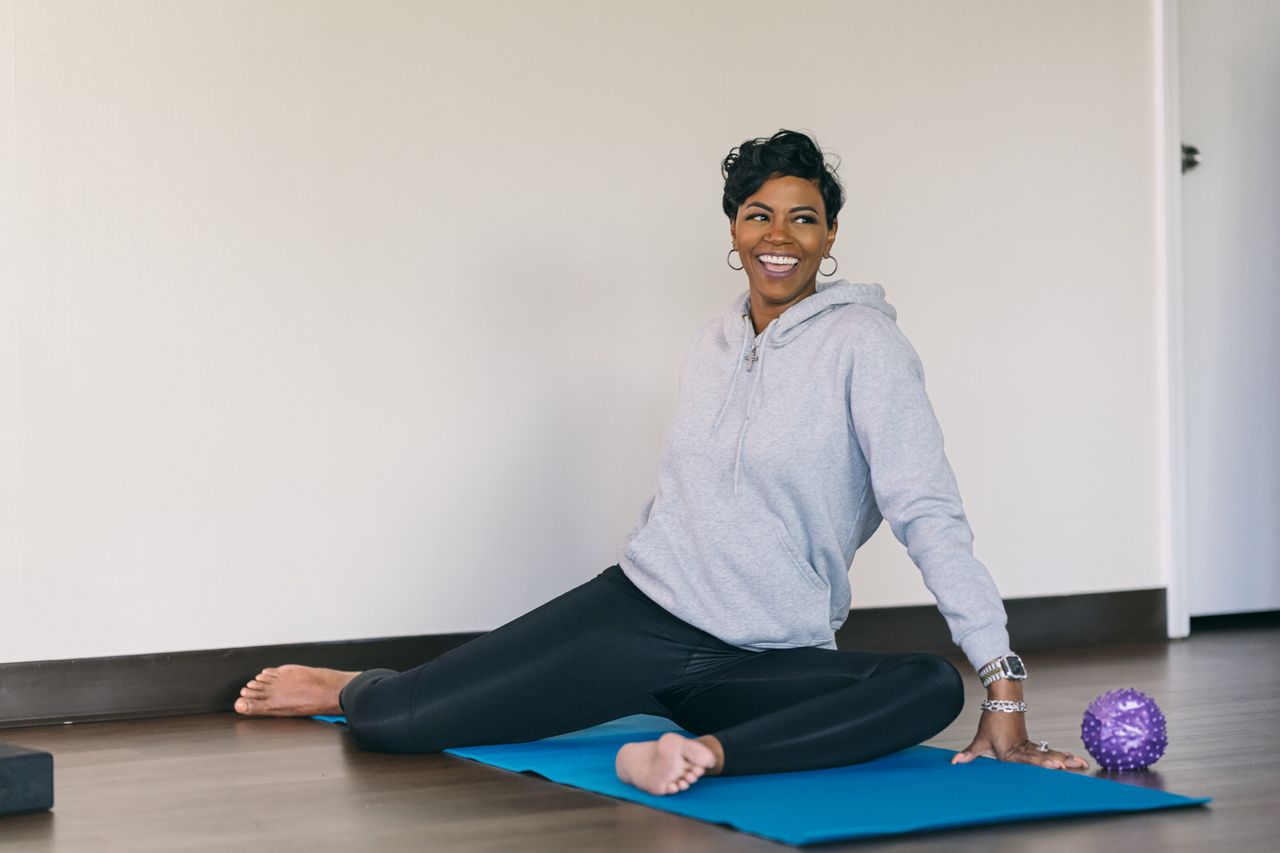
950, 706, 1089, 770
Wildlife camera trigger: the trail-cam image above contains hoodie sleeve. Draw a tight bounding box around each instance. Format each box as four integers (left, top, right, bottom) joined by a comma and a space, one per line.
848, 314, 1012, 672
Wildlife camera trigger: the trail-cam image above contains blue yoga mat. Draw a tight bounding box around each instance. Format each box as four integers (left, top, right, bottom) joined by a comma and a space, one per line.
314, 714, 1209, 846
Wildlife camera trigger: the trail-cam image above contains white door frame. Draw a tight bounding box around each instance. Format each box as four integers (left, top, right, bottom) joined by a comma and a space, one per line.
1156, 0, 1191, 640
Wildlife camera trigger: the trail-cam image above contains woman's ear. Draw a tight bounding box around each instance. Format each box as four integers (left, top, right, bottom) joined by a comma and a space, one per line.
825, 219, 839, 254
729, 219, 738, 244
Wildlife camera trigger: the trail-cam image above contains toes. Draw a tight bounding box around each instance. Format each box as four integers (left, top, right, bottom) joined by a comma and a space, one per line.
674, 763, 704, 789
234, 698, 253, 715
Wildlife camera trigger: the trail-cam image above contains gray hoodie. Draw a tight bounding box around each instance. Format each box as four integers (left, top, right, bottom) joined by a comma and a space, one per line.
618, 279, 1012, 672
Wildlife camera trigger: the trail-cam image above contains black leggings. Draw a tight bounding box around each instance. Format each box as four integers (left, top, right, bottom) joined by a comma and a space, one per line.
340, 565, 965, 776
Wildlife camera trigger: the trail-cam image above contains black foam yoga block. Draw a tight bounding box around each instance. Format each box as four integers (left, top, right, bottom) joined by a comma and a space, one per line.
0, 743, 54, 816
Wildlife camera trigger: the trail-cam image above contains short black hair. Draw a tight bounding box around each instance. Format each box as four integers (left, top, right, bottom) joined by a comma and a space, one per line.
721, 129, 844, 229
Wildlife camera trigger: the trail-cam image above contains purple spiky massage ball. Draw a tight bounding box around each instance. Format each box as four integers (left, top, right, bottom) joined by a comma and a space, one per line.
1080, 688, 1168, 770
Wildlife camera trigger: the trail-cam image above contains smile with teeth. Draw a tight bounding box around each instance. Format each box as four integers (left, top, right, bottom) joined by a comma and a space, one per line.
758, 254, 800, 272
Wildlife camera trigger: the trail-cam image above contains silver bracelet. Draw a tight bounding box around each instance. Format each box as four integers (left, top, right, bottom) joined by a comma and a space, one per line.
980, 699, 1027, 713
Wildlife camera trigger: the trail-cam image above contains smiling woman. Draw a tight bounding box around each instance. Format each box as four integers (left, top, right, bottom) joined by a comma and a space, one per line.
233, 128, 1087, 799
722, 130, 843, 333
731, 174, 838, 331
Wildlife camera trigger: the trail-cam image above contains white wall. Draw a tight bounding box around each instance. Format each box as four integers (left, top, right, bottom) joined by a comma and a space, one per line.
0, 0, 1163, 663
1, 1, 17, 655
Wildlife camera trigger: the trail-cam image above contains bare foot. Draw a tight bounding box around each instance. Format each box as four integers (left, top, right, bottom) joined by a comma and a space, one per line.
615, 732, 718, 795
233, 664, 359, 717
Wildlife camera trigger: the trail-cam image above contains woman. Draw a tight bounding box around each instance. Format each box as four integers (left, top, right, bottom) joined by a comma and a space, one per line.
235, 130, 1088, 795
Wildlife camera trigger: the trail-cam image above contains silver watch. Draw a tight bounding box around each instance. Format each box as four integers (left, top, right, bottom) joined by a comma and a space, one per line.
978, 654, 1027, 688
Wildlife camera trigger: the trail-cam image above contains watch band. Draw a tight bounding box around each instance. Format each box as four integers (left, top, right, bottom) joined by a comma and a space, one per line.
978, 654, 1028, 688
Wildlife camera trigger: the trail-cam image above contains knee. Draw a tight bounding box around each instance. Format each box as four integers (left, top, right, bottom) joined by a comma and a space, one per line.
906, 653, 965, 725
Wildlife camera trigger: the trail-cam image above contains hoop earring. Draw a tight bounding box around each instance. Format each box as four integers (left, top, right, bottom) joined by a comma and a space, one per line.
726, 247, 744, 271
819, 255, 839, 277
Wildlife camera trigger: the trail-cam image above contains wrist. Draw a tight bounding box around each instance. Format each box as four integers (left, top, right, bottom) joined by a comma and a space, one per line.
980, 698, 1028, 715
987, 679, 1024, 700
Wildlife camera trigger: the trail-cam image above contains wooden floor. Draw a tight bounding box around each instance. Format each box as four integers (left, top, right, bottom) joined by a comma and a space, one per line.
2, 623, 1276, 852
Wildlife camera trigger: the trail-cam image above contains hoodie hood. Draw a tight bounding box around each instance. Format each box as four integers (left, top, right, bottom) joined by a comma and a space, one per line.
719, 279, 897, 348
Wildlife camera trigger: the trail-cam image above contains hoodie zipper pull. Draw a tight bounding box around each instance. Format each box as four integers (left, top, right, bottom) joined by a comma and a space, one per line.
741, 313, 758, 372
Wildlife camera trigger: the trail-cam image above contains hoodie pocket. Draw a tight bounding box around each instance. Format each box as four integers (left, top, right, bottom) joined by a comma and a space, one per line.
626, 501, 832, 647
773, 520, 828, 594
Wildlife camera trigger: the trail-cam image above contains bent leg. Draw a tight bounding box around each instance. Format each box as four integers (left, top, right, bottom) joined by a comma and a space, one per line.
658, 648, 965, 776
340, 566, 701, 753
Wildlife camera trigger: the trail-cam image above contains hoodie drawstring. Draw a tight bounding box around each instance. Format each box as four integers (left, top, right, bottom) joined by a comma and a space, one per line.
711, 314, 754, 436
733, 322, 771, 494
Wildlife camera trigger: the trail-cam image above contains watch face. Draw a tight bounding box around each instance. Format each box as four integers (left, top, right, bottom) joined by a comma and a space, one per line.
1007, 657, 1027, 677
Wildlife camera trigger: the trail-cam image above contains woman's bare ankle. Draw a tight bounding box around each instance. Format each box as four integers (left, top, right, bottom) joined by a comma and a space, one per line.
696, 735, 725, 776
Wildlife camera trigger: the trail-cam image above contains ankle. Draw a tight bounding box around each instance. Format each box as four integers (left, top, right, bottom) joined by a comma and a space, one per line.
696, 735, 725, 776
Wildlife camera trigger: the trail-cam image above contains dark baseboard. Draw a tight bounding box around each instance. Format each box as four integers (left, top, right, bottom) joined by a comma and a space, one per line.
1190, 610, 1280, 631
1, 588, 1168, 729
0, 633, 480, 730
835, 587, 1167, 656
